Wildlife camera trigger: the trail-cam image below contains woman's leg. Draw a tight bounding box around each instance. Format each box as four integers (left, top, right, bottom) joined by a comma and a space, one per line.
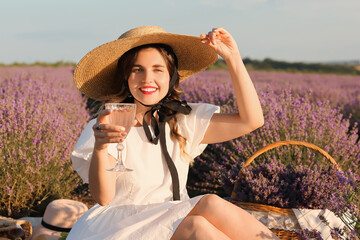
173, 194, 279, 240
171, 215, 231, 240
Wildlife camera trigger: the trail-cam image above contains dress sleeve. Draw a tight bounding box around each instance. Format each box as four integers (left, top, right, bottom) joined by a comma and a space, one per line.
71, 119, 96, 183
178, 103, 220, 159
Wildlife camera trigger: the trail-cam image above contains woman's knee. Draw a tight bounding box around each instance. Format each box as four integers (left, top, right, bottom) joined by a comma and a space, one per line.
191, 194, 243, 220
196, 194, 225, 211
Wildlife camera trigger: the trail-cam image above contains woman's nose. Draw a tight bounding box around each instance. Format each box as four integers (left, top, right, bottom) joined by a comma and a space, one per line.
141, 70, 154, 83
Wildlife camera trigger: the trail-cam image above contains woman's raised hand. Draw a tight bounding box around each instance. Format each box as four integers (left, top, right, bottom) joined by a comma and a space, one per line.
200, 27, 240, 61
92, 109, 136, 151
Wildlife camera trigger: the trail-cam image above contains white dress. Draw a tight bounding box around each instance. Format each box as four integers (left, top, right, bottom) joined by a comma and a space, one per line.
67, 103, 219, 240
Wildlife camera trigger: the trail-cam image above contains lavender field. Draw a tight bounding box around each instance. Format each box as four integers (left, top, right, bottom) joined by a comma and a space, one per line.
184, 70, 360, 127
182, 70, 360, 184
0, 66, 89, 217
182, 69, 360, 237
1, 67, 359, 222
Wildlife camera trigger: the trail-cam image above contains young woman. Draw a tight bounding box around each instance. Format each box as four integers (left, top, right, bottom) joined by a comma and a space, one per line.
68, 26, 279, 240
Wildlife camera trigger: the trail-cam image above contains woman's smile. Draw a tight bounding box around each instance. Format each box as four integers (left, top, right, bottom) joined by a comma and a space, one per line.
139, 86, 158, 95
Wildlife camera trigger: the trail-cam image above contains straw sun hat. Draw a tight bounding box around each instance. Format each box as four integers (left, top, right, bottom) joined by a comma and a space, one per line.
74, 25, 218, 101
30, 199, 88, 240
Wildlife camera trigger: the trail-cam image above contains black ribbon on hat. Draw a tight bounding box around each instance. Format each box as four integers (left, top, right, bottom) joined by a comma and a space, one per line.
41, 219, 72, 233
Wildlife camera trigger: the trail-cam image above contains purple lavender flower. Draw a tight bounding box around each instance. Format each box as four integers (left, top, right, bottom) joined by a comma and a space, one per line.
182, 70, 360, 238
0, 66, 89, 217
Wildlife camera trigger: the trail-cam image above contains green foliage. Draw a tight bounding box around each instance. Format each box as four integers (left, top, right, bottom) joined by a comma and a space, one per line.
207, 59, 228, 70
243, 57, 360, 75
59, 232, 69, 240
208, 58, 360, 75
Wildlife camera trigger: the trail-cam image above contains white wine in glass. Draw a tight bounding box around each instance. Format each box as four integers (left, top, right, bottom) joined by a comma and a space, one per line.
105, 103, 136, 172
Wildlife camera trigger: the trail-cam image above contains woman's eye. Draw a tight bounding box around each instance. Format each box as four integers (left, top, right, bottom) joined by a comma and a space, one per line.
155, 69, 163, 72
132, 68, 142, 72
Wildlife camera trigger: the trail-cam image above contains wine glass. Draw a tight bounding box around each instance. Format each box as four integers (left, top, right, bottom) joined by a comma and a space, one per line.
105, 103, 136, 172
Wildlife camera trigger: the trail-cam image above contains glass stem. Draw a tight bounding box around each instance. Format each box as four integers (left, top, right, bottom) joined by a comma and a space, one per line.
117, 150, 123, 166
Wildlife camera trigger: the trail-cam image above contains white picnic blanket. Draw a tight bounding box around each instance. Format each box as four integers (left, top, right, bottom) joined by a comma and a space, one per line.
293, 209, 349, 240
245, 208, 352, 239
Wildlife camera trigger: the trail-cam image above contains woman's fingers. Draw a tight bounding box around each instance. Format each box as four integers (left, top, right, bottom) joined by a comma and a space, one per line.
93, 123, 125, 132
208, 31, 216, 45
200, 27, 239, 60
93, 129, 126, 144
93, 124, 126, 136
95, 137, 125, 145
93, 110, 129, 145
94, 131, 126, 138
200, 33, 209, 43
201, 27, 222, 45
93, 109, 138, 147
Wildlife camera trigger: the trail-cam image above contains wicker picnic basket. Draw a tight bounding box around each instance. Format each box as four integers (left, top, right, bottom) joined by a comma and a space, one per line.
230, 140, 341, 240
0, 216, 32, 240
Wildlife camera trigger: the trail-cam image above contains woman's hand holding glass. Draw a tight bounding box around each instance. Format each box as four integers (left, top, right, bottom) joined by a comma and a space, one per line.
93, 110, 126, 149
93, 103, 137, 172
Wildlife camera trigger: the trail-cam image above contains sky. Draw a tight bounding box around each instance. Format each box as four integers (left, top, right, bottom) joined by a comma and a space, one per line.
1, 0, 359, 64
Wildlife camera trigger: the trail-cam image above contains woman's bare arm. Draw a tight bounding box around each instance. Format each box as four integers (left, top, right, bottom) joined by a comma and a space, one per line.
201, 28, 264, 144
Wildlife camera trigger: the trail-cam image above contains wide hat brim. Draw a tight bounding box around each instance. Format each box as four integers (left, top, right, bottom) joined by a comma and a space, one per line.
74, 27, 218, 101
30, 224, 62, 240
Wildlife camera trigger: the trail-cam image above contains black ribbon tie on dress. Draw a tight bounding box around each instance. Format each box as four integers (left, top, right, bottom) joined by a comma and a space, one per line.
141, 100, 192, 201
